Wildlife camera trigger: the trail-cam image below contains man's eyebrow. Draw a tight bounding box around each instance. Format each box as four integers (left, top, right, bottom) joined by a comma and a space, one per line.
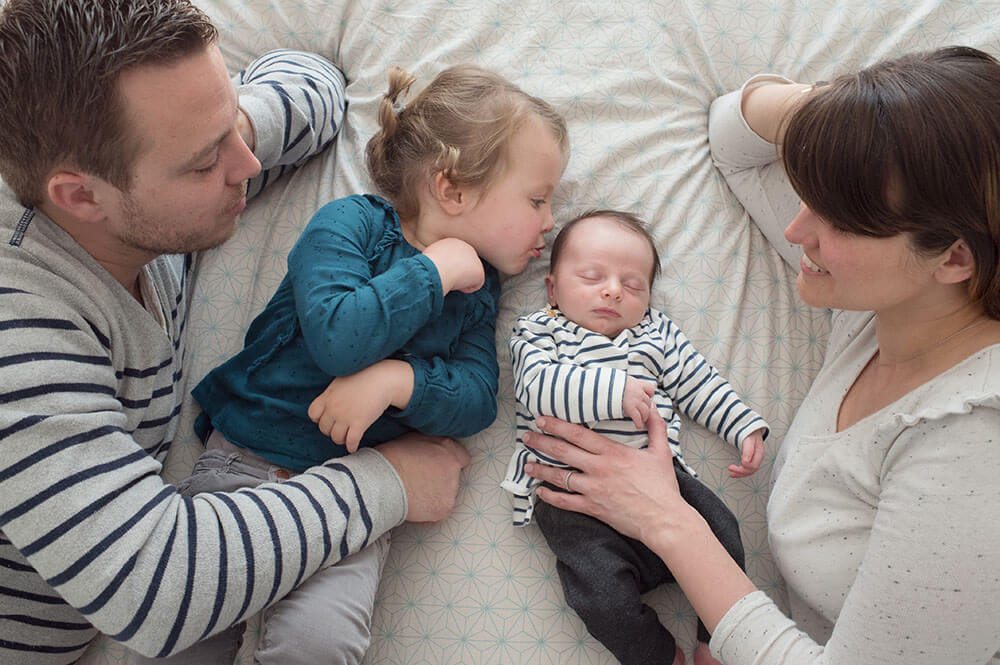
180, 127, 231, 171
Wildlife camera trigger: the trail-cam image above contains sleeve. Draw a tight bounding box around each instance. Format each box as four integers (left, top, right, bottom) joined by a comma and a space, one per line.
707, 74, 801, 269
0, 289, 406, 658
658, 314, 768, 447
287, 197, 445, 377
393, 276, 501, 437
235, 49, 347, 199
711, 409, 1000, 665
510, 315, 628, 423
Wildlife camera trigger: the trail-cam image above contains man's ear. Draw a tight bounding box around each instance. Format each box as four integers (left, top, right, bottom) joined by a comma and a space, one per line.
545, 273, 557, 306
45, 171, 111, 223
431, 170, 475, 215
934, 239, 976, 285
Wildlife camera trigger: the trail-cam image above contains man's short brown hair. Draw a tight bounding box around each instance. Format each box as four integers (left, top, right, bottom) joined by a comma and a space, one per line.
0, 0, 218, 206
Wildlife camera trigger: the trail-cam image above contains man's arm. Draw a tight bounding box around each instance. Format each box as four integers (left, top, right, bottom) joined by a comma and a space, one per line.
235, 49, 347, 199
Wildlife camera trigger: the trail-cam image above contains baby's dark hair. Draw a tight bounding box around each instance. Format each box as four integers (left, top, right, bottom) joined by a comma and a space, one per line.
365, 64, 569, 220
550, 209, 661, 284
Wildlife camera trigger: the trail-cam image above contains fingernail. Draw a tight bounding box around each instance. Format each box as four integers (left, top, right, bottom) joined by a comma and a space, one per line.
536, 417, 547, 429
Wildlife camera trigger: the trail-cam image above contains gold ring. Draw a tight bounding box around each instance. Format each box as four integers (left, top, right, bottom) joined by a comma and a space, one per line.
563, 469, 576, 492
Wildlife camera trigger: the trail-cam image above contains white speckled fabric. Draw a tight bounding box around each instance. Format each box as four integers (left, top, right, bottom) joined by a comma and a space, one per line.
77, 1, 1000, 663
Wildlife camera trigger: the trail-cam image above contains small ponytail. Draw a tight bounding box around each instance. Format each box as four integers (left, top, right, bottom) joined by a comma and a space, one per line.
365, 64, 568, 220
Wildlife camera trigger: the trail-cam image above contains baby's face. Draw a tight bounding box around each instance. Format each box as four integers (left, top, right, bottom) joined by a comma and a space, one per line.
545, 216, 654, 338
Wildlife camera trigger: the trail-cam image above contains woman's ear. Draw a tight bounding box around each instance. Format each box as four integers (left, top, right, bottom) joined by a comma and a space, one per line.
934, 239, 975, 285
46, 171, 110, 223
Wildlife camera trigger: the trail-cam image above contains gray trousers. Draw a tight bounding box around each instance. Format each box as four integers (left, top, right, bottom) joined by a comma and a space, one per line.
533, 462, 744, 665
132, 438, 389, 665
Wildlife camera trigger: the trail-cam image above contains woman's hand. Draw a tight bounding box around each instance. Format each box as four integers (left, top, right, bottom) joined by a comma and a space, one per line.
526, 412, 758, 633
524, 411, 686, 545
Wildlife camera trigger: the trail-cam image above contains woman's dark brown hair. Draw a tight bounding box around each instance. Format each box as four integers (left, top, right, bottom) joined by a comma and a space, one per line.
782, 46, 1000, 318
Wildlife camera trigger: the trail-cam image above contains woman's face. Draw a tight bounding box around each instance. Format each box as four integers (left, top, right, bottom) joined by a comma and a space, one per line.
783, 203, 944, 316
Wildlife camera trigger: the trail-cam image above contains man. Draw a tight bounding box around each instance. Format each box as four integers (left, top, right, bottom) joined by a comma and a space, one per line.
0, 2, 470, 663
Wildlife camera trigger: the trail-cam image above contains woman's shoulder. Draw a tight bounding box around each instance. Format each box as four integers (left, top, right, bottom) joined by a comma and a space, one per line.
882, 342, 1000, 434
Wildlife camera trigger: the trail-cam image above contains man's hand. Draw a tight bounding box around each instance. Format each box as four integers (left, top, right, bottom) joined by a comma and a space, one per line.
623, 376, 655, 428
376, 433, 471, 522
308, 360, 414, 452
728, 428, 766, 478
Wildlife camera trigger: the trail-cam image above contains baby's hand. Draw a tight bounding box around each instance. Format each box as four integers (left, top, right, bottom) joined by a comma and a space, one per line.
422, 237, 485, 294
728, 428, 766, 478
623, 376, 656, 429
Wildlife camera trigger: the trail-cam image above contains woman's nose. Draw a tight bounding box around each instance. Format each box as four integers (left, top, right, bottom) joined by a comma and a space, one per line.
784, 202, 815, 246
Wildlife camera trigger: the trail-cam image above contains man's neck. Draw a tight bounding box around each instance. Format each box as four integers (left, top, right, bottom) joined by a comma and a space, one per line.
39, 202, 151, 302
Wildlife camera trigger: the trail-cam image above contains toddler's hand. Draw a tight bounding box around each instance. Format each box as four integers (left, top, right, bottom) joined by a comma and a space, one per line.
728, 428, 765, 478
308, 360, 413, 452
423, 237, 485, 294
623, 376, 656, 429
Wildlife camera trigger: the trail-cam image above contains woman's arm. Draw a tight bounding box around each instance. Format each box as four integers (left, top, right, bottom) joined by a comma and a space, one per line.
525, 408, 1000, 665
707, 76, 811, 269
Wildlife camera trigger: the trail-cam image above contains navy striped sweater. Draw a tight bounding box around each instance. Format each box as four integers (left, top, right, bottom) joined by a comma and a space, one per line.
0, 50, 407, 663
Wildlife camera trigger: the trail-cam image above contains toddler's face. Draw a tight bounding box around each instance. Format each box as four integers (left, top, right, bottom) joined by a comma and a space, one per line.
545, 216, 654, 338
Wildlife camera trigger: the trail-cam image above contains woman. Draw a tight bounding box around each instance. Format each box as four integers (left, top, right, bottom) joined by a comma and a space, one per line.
524, 46, 1000, 665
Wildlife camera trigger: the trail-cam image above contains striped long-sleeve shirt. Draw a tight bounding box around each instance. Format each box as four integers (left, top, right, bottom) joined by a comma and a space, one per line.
0, 51, 407, 664
501, 307, 768, 525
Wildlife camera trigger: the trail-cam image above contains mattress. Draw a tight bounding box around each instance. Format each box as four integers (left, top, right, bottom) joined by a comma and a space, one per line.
79, 0, 999, 662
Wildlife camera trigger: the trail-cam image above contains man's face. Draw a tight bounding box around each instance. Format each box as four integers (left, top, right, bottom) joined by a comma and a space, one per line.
105, 44, 260, 258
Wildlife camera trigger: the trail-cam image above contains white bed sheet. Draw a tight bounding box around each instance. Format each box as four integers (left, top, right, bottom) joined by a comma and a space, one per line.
79, 0, 1000, 663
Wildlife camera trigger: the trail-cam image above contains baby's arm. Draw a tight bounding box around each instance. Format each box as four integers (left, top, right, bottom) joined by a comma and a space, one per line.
658, 313, 768, 462
623, 376, 656, 429
511, 314, 631, 424
729, 428, 766, 478
308, 359, 414, 452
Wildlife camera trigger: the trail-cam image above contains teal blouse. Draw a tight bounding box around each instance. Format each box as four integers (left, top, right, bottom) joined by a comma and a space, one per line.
193, 194, 500, 470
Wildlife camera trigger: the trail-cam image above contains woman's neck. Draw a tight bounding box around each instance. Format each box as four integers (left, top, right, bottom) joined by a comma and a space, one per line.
872, 302, 994, 367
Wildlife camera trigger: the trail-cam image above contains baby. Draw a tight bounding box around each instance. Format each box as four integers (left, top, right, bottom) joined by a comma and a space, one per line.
502, 210, 768, 665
